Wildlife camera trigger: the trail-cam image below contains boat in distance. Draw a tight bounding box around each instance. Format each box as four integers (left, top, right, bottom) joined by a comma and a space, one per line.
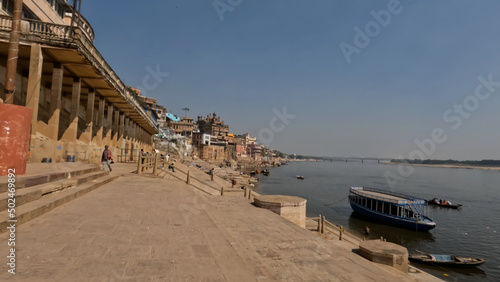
348, 187, 436, 231
427, 198, 462, 209
409, 251, 485, 268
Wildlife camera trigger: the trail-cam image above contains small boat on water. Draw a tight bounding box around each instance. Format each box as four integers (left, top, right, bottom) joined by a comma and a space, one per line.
427, 198, 462, 209
296, 175, 304, 179
409, 251, 486, 268
349, 187, 436, 231
262, 169, 270, 176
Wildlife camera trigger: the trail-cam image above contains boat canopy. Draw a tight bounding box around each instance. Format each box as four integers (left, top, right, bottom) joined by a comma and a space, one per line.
350, 187, 426, 205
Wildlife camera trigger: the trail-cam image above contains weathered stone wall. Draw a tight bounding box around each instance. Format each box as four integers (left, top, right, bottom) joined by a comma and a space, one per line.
254, 195, 307, 228
359, 240, 408, 273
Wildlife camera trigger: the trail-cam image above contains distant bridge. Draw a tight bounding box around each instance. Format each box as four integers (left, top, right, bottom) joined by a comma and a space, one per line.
329, 157, 393, 164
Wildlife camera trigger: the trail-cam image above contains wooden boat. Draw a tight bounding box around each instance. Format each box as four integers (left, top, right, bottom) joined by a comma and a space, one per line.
296, 175, 304, 179
349, 187, 436, 231
427, 199, 462, 209
409, 251, 485, 268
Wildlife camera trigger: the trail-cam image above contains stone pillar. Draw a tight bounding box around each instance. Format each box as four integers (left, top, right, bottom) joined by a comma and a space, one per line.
131, 122, 137, 159
47, 63, 64, 141
119, 113, 125, 160
104, 103, 113, 143
61, 78, 81, 143
25, 43, 43, 137
80, 89, 95, 144
113, 109, 119, 144
136, 124, 140, 146
124, 116, 129, 159
124, 117, 130, 139
94, 96, 105, 145
129, 119, 135, 161
119, 113, 125, 140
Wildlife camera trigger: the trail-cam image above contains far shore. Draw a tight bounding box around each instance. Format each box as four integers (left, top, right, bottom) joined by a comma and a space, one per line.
386, 162, 500, 171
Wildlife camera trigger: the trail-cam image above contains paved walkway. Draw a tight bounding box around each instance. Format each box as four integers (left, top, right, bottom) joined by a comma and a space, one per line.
0, 165, 439, 281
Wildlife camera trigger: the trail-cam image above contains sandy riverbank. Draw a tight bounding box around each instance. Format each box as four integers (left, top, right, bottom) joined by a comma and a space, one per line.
387, 162, 500, 171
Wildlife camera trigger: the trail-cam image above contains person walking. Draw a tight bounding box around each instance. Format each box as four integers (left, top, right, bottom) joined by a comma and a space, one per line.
102, 145, 113, 171
210, 168, 215, 181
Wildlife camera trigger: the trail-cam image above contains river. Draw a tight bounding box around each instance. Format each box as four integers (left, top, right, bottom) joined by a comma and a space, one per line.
253, 161, 500, 282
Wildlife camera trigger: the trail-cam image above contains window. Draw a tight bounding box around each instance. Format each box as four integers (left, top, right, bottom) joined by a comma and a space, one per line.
2, 0, 14, 15
44, 0, 64, 19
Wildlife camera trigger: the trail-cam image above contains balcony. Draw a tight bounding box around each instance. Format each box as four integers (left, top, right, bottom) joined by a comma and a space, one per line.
0, 14, 157, 134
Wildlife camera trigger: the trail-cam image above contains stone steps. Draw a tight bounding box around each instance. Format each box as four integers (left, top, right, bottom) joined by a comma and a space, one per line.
0, 166, 118, 234
0, 170, 109, 212
0, 166, 100, 193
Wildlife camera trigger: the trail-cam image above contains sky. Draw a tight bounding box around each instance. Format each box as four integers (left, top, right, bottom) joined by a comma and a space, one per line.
81, 0, 500, 160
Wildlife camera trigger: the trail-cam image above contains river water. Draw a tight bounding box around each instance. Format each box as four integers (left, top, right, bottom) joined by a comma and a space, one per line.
253, 161, 500, 282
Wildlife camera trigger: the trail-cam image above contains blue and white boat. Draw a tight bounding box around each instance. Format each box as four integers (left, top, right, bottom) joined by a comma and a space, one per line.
349, 187, 436, 231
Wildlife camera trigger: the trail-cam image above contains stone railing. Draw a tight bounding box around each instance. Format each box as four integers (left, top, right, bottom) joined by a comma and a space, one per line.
0, 15, 11, 31
25, 18, 72, 39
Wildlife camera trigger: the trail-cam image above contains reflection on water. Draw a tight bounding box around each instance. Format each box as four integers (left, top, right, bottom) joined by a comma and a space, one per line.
256, 161, 500, 282
412, 262, 487, 279
348, 212, 436, 244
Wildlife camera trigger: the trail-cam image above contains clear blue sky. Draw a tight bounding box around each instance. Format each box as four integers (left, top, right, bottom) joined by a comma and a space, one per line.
82, 0, 500, 160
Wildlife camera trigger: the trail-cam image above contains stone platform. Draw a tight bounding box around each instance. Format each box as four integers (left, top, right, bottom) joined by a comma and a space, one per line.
360, 240, 409, 273
0, 162, 441, 281
254, 195, 307, 228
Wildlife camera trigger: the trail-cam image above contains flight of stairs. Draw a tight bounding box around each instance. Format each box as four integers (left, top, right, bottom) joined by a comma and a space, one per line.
0, 166, 119, 233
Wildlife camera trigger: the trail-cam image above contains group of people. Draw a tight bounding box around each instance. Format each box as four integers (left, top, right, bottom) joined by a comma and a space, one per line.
431, 198, 453, 205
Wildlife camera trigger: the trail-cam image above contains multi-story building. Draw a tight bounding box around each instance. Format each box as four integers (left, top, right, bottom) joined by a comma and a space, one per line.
0, 1, 157, 167
166, 117, 194, 137
192, 132, 230, 161
247, 143, 262, 160
197, 113, 229, 142
199, 145, 225, 162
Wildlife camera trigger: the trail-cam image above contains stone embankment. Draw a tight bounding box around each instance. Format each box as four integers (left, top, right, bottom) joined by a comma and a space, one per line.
0, 161, 441, 281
